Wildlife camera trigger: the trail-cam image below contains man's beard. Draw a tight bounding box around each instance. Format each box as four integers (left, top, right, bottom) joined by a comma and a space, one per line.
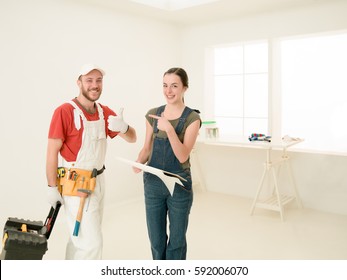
81, 87, 101, 102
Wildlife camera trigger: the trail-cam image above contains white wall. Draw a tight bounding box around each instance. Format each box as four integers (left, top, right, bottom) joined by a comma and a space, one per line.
0, 0, 182, 226
183, 0, 347, 215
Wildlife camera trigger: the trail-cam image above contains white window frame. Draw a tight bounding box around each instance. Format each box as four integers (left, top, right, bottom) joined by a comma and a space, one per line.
205, 40, 270, 137
205, 30, 347, 156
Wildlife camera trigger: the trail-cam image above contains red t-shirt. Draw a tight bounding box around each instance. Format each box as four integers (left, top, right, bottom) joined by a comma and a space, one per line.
48, 99, 118, 162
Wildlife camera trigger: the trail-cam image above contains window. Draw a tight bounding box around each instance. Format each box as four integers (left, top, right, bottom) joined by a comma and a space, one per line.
207, 31, 347, 154
280, 32, 347, 154
210, 41, 268, 137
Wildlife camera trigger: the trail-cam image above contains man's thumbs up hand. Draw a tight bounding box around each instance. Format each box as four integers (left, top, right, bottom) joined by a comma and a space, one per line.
108, 108, 129, 134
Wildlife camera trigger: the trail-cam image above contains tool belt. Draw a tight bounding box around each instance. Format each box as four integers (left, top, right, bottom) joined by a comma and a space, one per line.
56, 166, 105, 196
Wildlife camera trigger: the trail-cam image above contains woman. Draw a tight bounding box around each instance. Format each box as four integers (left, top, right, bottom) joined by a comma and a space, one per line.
134, 67, 201, 260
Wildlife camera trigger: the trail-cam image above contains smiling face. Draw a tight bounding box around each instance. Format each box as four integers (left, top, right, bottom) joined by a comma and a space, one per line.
163, 73, 187, 105
77, 69, 103, 102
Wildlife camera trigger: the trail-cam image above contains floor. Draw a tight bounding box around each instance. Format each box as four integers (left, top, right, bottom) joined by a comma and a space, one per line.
44, 190, 347, 260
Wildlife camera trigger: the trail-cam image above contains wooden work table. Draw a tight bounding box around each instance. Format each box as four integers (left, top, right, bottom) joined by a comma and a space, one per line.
194, 136, 304, 221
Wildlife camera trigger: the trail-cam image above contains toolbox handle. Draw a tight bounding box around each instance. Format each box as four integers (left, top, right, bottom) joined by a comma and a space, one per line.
41, 201, 62, 239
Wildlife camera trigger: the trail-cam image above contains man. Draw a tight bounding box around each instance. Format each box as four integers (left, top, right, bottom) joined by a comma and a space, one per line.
46, 63, 136, 259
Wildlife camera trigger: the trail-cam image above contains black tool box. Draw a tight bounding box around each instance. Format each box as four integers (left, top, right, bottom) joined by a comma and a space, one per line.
0, 202, 61, 260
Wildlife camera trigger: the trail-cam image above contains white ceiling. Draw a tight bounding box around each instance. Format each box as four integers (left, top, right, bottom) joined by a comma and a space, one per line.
130, 0, 220, 11
78, 0, 339, 25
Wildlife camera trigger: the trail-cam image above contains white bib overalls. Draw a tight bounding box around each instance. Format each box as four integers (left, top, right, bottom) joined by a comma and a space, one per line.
61, 101, 107, 260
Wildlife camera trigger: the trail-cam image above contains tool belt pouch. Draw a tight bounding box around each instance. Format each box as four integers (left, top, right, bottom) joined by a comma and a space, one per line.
57, 168, 96, 196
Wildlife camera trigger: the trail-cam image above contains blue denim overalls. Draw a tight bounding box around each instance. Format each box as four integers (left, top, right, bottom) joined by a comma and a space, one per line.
143, 105, 194, 260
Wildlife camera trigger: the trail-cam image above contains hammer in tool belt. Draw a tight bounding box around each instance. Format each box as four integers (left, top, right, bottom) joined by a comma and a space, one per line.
73, 168, 98, 236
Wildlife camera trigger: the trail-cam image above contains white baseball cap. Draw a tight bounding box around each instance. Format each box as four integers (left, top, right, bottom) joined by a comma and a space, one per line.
78, 63, 105, 78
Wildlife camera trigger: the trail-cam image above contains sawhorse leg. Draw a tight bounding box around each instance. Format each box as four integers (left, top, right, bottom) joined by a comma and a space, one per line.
250, 162, 268, 215
250, 148, 301, 221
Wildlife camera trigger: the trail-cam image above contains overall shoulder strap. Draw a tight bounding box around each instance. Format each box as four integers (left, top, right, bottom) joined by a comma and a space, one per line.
153, 105, 165, 133
69, 101, 87, 130
95, 103, 104, 120
175, 106, 193, 135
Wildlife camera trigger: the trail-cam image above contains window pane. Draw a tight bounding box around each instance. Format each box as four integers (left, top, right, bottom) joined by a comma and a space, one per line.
215, 117, 243, 136
244, 42, 268, 73
214, 75, 243, 117
214, 46, 243, 75
244, 73, 268, 118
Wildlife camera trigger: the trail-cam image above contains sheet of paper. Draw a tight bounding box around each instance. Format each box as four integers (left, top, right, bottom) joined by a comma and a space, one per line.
116, 157, 186, 196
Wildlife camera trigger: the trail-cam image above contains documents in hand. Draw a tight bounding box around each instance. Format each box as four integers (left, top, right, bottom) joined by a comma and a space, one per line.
115, 157, 186, 196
